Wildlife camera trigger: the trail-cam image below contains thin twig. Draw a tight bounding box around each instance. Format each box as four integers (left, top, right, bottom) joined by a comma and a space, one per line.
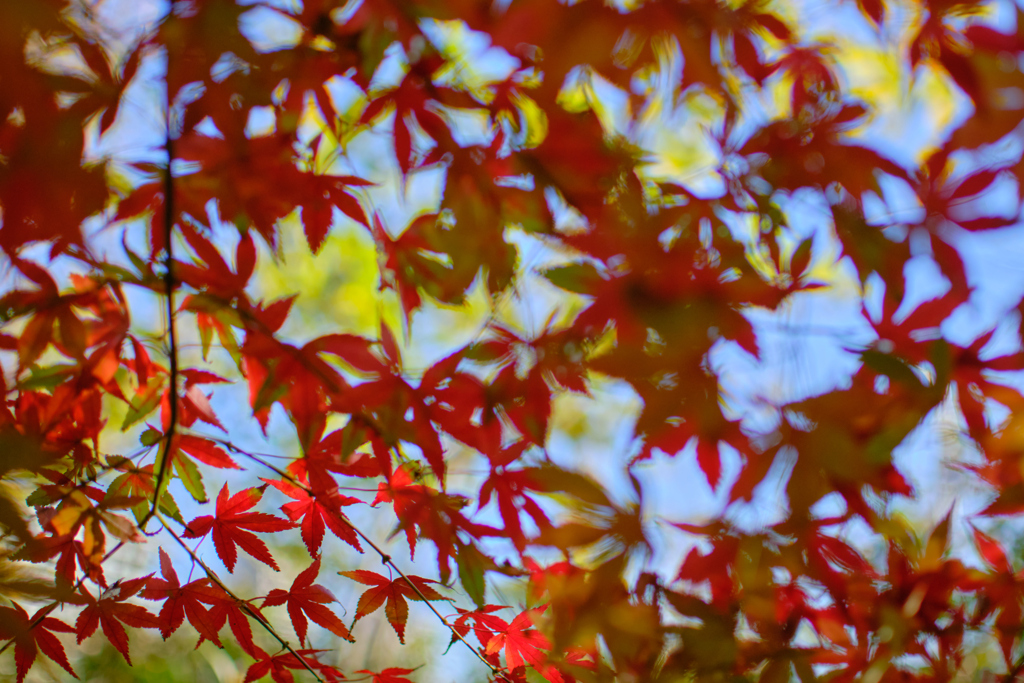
158, 515, 326, 683
142, 131, 179, 533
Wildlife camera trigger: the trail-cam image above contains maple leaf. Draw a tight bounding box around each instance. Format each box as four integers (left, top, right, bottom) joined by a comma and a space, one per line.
284, 424, 383, 492
17, 531, 90, 588
262, 477, 362, 556
141, 548, 224, 642
450, 604, 509, 651
374, 464, 497, 581
972, 526, 1012, 573
244, 648, 343, 683
263, 557, 352, 644
326, 327, 449, 486
172, 125, 369, 252
338, 569, 451, 643
676, 536, 740, 611
199, 595, 267, 660
359, 57, 475, 177
0, 603, 77, 682
107, 460, 186, 525
45, 488, 142, 581
478, 463, 552, 552
176, 435, 239, 470
356, 668, 417, 683
76, 577, 160, 664
182, 485, 294, 572
485, 607, 553, 673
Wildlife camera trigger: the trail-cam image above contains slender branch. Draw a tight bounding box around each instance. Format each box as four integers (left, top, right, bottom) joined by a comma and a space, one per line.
158, 515, 326, 683
215, 439, 514, 682
142, 132, 179, 533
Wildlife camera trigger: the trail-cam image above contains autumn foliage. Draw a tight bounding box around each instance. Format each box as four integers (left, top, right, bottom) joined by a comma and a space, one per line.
2, 0, 1024, 682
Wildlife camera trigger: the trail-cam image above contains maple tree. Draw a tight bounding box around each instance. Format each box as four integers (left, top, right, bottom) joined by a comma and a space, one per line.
1, 0, 1024, 682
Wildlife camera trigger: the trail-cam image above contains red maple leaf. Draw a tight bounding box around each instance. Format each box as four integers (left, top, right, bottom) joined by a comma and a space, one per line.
0, 603, 77, 682
172, 125, 369, 253
244, 648, 343, 683
338, 569, 450, 643
326, 325, 449, 486
485, 607, 552, 673
262, 477, 362, 556
18, 532, 95, 587
176, 435, 239, 470
75, 577, 160, 664
478, 461, 552, 552
182, 484, 294, 572
374, 464, 496, 581
284, 425, 383, 492
356, 667, 417, 683
972, 526, 1012, 573
141, 548, 224, 642
262, 557, 352, 644
451, 604, 509, 651
198, 595, 267, 660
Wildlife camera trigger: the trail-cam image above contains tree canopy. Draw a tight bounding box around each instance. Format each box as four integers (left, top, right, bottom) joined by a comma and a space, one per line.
1, 0, 1024, 682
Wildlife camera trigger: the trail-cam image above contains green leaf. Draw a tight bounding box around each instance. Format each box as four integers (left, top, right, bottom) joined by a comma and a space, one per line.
761, 659, 794, 683
793, 656, 818, 683
215, 314, 244, 371
26, 488, 55, 508
790, 238, 813, 277
921, 507, 953, 567
456, 542, 488, 608
20, 364, 76, 391
121, 378, 165, 430
860, 349, 923, 389
463, 340, 508, 363
198, 315, 214, 362
530, 465, 612, 508
0, 488, 31, 541
157, 489, 185, 525
930, 338, 952, 388
140, 429, 162, 447
124, 242, 149, 277
541, 262, 603, 295
0, 429, 57, 475
173, 453, 207, 503
252, 371, 290, 416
